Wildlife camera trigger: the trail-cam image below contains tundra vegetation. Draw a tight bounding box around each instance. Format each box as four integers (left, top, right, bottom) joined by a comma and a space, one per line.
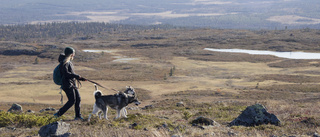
0, 22, 319, 136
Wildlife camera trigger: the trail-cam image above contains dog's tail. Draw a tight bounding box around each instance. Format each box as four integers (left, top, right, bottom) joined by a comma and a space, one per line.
95, 84, 98, 91
94, 84, 102, 99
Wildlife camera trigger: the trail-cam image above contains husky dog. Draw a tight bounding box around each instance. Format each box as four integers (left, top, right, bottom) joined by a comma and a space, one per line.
88, 85, 141, 121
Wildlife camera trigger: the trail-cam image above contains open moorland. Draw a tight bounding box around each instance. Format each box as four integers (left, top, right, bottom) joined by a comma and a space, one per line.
0, 23, 320, 136
2, 0, 320, 29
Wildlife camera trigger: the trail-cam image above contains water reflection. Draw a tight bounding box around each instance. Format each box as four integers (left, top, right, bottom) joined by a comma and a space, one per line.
204, 48, 320, 59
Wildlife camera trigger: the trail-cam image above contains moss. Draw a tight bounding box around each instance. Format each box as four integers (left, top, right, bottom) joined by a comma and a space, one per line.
183, 111, 193, 120
0, 111, 58, 128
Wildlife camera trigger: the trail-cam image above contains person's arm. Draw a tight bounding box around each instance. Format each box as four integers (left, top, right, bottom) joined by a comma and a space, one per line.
63, 62, 80, 80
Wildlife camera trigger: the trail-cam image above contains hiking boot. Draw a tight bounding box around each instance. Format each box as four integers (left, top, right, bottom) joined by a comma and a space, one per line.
53, 113, 59, 118
74, 117, 84, 121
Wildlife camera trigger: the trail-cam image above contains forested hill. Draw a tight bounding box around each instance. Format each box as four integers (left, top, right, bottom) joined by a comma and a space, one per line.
0, 22, 177, 42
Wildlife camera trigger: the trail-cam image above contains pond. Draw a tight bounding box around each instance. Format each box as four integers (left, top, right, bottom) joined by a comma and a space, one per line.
82, 49, 114, 53
83, 49, 138, 63
204, 48, 320, 59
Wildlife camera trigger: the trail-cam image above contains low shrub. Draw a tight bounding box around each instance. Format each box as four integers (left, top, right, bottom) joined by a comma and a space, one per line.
0, 111, 58, 128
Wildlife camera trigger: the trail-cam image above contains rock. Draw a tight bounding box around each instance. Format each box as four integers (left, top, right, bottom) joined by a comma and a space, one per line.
228, 131, 237, 136
191, 116, 220, 126
27, 110, 35, 113
176, 102, 184, 107
8, 103, 23, 112
142, 105, 154, 110
162, 123, 168, 128
229, 104, 280, 126
39, 107, 56, 113
6, 127, 16, 131
38, 121, 70, 137
175, 125, 186, 131
203, 133, 210, 136
130, 123, 138, 129
157, 122, 169, 130
192, 124, 205, 130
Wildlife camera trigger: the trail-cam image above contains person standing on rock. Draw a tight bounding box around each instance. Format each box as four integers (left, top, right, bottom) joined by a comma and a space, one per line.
54, 47, 87, 120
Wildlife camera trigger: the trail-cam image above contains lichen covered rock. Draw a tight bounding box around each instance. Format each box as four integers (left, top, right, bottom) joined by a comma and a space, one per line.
229, 104, 280, 126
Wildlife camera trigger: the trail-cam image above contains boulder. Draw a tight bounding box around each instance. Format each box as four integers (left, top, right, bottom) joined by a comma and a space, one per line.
7, 103, 23, 112
229, 104, 280, 126
38, 121, 70, 137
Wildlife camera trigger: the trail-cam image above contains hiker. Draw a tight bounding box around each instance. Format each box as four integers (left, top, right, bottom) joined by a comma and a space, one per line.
54, 47, 87, 120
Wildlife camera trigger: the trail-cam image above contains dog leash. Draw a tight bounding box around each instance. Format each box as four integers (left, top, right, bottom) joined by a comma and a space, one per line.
86, 79, 119, 92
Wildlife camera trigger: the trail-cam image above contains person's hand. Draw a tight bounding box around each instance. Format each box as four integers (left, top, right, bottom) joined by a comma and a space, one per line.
79, 77, 87, 81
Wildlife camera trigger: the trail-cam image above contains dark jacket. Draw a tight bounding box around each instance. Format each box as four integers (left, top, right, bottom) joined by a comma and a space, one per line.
60, 61, 80, 90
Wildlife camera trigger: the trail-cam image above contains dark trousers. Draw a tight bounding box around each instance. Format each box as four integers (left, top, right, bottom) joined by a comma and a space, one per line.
57, 87, 81, 117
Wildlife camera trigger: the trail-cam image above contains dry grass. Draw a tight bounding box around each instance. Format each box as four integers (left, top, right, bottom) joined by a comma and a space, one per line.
251, 74, 320, 83
0, 28, 320, 136
268, 59, 320, 68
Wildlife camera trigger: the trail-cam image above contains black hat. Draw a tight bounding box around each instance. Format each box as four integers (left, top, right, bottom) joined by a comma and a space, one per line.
64, 47, 75, 56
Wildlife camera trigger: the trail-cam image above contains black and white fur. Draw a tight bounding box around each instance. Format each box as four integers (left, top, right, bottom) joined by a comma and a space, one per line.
88, 85, 141, 121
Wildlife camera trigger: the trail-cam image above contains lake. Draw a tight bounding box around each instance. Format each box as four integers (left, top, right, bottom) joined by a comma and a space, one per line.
204, 48, 320, 60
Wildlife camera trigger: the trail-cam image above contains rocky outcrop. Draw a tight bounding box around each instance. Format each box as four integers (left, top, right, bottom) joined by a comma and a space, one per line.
229, 104, 280, 126
38, 121, 70, 137
7, 103, 23, 112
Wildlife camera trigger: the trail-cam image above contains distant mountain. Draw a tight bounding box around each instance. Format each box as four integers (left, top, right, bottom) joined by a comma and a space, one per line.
1, 0, 320, 29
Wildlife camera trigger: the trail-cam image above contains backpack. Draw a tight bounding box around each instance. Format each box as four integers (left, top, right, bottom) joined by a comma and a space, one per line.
53, 64, 62, 85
